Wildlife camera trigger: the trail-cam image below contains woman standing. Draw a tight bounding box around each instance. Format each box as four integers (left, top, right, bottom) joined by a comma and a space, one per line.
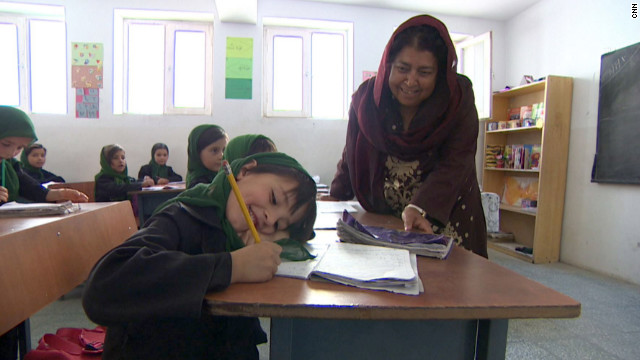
326, 15, 487, 257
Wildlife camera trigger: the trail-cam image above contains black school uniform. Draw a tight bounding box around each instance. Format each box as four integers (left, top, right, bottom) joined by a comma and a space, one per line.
137, 164, 183, 183
22, 167, 65, 184
94, 174, 143, 202
82, 202, 266, 360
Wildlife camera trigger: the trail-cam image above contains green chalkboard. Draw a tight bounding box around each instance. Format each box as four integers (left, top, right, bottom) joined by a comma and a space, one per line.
591, 41, 640, 184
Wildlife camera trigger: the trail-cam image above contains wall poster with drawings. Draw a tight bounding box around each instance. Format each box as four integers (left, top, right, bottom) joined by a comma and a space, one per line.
591, 41, 640, 184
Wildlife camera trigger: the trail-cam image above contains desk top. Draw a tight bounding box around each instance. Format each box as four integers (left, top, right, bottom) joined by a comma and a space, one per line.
0, 202, 138, 335
206, 211, 580, 321
128, 182, 186, 196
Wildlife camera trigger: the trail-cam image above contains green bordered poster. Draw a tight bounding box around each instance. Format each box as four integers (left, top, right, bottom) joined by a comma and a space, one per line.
225, 37, 253, 99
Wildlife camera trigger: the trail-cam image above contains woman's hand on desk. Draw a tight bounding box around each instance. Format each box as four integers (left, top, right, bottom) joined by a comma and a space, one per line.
156, 177, 170, 185
230, 242, 282, 284
402, 206, 434, 234
0, 186, 8, 203
46, 188, 89, 203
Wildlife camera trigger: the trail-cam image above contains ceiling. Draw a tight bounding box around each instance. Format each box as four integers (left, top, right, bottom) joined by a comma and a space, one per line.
302, 0, 541, 21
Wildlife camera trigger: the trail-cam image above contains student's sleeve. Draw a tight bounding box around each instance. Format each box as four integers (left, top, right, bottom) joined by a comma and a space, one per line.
95, 175, 142, 202
82, 204, 231, 324
42, 169, 65, 183
138, 165, 151, 181
167, 166, 183, 182
15, 163, 48, 202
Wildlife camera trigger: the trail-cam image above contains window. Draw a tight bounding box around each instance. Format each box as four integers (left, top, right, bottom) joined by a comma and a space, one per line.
455, 31, 492, 119
263, 18, 353, 119
0, 3, 66, 114
114, 10, 213, 115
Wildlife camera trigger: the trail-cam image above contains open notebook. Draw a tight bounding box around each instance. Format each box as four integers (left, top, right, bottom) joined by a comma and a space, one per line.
276, 242, 423, 296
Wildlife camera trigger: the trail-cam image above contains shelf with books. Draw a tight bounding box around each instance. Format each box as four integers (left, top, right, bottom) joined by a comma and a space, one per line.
482, 75, 573, 263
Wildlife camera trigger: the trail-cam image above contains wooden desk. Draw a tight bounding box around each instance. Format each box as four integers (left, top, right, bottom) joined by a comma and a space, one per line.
48, 181, 96, 202
0, 202, 137, 353
129, 183, 185, 226
206, 212, 580, 360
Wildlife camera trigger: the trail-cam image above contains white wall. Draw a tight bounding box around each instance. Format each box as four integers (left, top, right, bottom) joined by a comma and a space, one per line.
505, 0, 640, 285
21, 0, 501, 186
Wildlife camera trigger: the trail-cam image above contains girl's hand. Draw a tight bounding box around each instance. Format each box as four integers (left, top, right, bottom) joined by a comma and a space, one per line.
0, 186, 8, 203
156, 177, 170, 185
142, 176, 155, 187
402, 206, 434, 234
46, 188, 89, 203
230, 242, 282, 284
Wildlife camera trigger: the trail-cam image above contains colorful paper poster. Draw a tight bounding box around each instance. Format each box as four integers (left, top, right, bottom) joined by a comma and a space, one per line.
76, 88, 99, 118
225, 37, 253, 99
71, 42, 103, 89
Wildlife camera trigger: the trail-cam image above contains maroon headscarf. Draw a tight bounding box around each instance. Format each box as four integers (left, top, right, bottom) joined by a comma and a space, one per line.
346, 15, 466, 212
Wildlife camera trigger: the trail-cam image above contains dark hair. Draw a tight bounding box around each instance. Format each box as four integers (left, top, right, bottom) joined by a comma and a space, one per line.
103, 144, 125, 162
197, 127, 227, 153
247, 138, 277, 156
388, 25, 448, 78
152, 143, 169, 157
25, 143, 46, 156
245, 163, 317, 243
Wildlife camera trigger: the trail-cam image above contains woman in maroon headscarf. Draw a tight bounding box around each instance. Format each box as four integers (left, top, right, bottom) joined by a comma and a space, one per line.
327, 15, 487, 257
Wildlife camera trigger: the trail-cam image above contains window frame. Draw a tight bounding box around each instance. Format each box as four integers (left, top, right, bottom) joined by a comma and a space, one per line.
114, 9, 214, 115
263, 18, 353, 120
0, 3, 66, 113
455, 31, 492, 119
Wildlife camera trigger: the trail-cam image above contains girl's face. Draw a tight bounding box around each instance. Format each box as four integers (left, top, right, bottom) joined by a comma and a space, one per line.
226, 164, 307, 244
109, 150, 127, 173
388, 46, 439, 112
154, 148, 169, 166
199, 137, 228, 172
0, 137, 34, 160
27, 148, 46, 169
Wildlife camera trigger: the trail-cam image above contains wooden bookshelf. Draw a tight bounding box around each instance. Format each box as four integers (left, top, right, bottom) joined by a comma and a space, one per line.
482, 76, 573, 263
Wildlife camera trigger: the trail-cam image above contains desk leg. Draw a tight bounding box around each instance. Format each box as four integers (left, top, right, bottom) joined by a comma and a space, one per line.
270, 318, 478, 360
476, 319, 508, 360
18, 319, 31, 360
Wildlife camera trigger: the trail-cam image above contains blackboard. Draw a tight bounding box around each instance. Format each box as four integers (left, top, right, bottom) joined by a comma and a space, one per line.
591, 41, 640, 184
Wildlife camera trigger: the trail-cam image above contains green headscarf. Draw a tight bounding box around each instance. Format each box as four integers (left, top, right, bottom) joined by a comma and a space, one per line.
94, 145, 131, 184
222, 134, 274, 164
160, 152, 316, 260
186, 124, 226, 188
0, 106, 38, 201
148, 143, 169, 180
20, 144, 44, 181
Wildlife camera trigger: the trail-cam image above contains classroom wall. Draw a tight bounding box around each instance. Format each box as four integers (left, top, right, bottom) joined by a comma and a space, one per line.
21, 0, 502, 187
504, 0, 640, 285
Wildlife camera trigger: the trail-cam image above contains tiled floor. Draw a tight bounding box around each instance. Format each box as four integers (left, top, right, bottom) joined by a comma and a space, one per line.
27, 248, 640, 359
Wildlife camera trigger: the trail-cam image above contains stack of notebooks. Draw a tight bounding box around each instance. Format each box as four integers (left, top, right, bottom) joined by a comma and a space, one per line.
337, 210, 454, 259
0, 201, 80, 217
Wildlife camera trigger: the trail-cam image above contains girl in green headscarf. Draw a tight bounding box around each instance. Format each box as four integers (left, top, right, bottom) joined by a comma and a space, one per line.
83, 152, 317, 359
20, 143, 66, 184
137, 143, 183, 185
186, 124, 228, 188
94, 144, 154, 202
223, 134, 277, 164
0, 105, 87, 204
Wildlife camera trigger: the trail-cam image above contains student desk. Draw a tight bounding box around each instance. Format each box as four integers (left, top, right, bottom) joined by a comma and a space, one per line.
206, 211, 581, 360
128, 182, 185, 225
0, 201, 137, 356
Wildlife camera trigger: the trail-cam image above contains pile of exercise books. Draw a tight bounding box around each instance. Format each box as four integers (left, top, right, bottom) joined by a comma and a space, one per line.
0, 201, 80, 217
336, 210, 454, 259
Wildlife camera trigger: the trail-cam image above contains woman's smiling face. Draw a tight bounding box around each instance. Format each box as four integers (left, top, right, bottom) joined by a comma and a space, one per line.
388, 46, 438, 112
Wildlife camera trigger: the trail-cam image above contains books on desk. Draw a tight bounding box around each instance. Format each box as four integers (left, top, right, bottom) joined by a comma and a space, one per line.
141, 181, 186, 191
0, 201, 80, 217
276, 242, 423, 296
337, 210, 454, 259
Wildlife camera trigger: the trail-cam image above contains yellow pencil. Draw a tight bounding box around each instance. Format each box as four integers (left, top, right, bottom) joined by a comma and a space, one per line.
222, 160, 261, 244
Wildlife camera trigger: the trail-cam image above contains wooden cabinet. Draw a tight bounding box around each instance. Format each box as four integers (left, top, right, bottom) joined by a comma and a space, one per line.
482, 76, 573, 263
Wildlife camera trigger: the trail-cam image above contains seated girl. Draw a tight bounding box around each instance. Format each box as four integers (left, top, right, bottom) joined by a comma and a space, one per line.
94, 144, 154, 202
83, 152, 317, 359
223, 134, 277, 164
0, 106, 87, 205
20, 143, 66, 184
186, 124, 228, 188
138, 143, 183, 185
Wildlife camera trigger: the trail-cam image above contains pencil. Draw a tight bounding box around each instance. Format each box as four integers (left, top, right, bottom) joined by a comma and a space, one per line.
1, 159, 5, 187
222, 160, 261, 244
